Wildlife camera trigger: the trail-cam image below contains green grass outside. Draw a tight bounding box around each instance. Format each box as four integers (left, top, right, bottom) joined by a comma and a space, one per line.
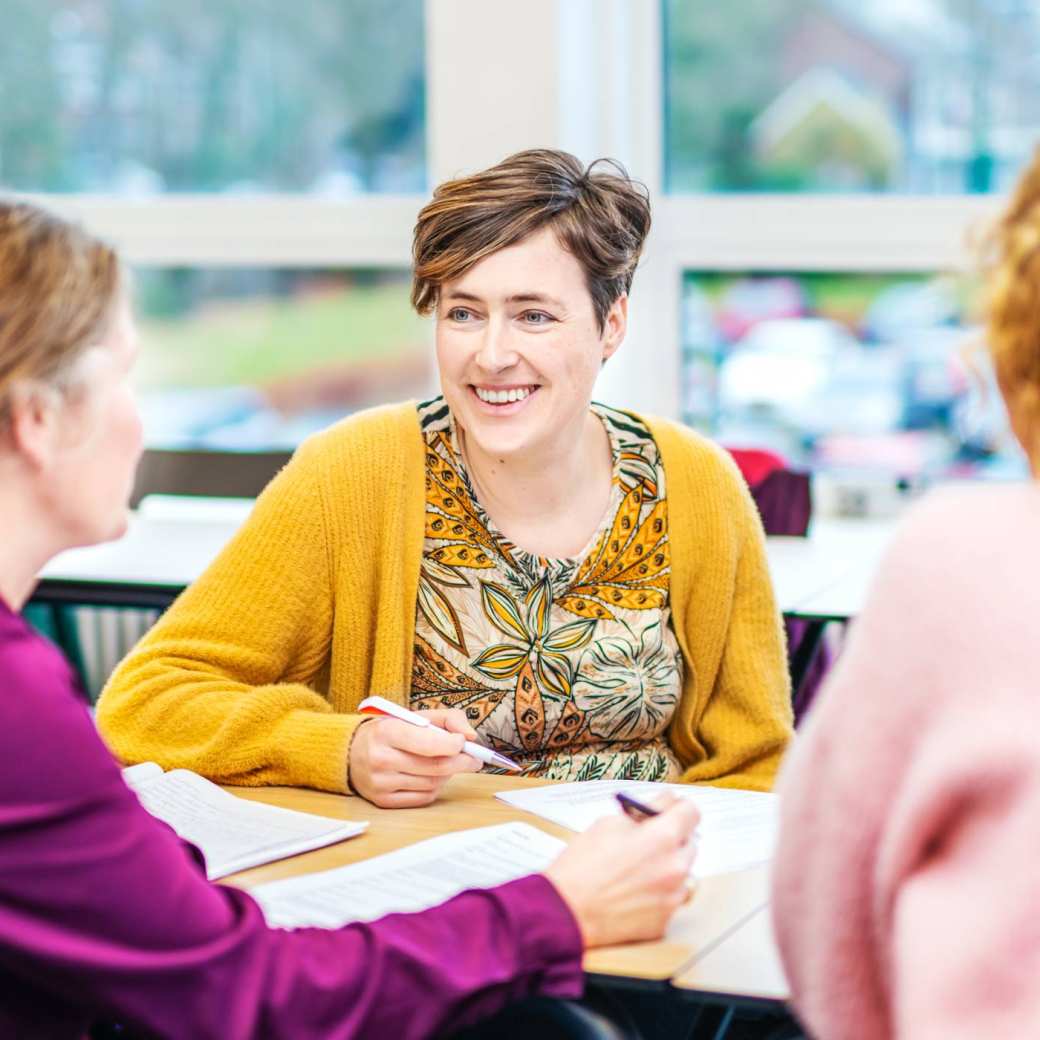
685, 271, 928, 317
137, 280, 429, 389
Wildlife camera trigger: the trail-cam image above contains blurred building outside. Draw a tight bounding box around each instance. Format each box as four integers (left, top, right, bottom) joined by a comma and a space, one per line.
666, 0, 1040, 193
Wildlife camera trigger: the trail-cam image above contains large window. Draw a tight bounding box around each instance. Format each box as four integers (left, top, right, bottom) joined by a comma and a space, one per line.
6, 3, 1028, 486
664, 0, 1040, 193
1, 0, 425, 194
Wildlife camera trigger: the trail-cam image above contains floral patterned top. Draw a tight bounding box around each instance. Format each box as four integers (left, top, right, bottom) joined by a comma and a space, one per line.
409, 397, 684, 782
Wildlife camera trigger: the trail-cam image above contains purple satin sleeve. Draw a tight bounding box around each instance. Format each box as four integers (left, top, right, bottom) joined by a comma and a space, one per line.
0, 604, 584, 1039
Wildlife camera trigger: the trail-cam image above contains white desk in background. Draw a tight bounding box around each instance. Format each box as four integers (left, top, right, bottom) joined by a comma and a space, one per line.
769, 517, 896, 620
36, 497, 254, 609
36, 496, 897, 621
768, 517, 898, 704
674, 901, 789, 1006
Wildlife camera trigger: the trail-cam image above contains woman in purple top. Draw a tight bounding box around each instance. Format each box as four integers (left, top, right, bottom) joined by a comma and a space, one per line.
0, 201, 698, 1039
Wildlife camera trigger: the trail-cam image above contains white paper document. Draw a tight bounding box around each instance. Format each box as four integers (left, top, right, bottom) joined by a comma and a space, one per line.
496, 780, 777, 878
123, 763, 368, 880
251, 822, 566, 929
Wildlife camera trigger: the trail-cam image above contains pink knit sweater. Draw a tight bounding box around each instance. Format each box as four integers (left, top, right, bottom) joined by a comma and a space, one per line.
772, 484, 1040, 1040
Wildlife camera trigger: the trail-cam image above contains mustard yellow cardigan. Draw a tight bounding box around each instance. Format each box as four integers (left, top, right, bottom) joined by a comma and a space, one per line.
97, 402, 793, 793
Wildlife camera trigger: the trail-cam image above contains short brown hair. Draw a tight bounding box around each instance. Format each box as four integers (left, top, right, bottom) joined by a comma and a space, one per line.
984, 147, 1040, 434
412, 149, 651, 331
0, 200, 121, 427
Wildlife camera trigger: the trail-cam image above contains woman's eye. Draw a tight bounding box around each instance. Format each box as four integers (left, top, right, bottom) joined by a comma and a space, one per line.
520, 311, 553, 325
447, 307, 473, 322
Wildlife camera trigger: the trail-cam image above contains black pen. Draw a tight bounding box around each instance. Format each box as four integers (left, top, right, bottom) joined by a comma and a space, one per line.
615, 791, 660, 821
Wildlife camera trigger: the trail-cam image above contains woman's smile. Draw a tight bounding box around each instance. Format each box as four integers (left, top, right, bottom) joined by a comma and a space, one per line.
469, 383, 541, 414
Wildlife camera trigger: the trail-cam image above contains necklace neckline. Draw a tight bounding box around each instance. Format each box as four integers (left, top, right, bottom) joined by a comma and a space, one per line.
449, 408, 622, 566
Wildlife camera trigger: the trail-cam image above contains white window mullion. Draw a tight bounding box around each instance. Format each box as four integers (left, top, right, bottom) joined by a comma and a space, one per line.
655, 195, 1003, 272
20, 194, 421, 268
424, 0, 562, 184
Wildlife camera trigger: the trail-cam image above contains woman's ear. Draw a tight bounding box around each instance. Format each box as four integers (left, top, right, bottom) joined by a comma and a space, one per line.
601, 294, 628, 363
5, 383, 63, 471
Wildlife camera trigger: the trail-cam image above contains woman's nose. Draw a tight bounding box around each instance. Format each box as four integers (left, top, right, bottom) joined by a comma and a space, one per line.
475, 322, 518, 372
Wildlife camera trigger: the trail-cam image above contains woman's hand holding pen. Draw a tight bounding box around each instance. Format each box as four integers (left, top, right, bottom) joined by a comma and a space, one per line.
348, 708, 482, 808
544, 797, 700, 948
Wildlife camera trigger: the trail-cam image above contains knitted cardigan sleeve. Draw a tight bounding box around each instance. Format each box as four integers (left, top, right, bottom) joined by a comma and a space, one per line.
679, 500, 793, 791
96, 432, 361, 794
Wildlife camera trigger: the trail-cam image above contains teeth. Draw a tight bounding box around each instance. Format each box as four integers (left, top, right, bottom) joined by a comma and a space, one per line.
475, 386, 533, 404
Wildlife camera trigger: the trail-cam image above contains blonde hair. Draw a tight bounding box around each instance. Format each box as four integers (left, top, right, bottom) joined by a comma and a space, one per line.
984, 149, 1040, 434
0, 200, 122, 428
412, 149, 651, 331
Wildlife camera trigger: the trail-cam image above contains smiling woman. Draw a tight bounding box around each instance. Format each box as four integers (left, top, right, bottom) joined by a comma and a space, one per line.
429, 222, 624, 555
97, 149, 794, 805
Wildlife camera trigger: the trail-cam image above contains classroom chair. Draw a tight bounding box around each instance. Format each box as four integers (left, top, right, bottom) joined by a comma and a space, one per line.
130, 447, 291, 506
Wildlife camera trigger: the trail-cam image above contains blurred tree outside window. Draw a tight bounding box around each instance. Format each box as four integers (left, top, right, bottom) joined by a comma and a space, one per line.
664, 0, 1040, 193
0, 0, 425, 194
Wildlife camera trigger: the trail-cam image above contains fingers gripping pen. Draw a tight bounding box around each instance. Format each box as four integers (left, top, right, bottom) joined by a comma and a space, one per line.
358, 696, 522, 772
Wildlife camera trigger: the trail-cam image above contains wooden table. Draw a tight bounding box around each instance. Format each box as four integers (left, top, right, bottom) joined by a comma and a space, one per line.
223, 773, 776, 991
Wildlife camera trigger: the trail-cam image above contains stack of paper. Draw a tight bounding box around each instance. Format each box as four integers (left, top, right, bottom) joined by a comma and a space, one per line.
123, 762, 368, 879
251, 822, 566, 929
496, 780, 778, 877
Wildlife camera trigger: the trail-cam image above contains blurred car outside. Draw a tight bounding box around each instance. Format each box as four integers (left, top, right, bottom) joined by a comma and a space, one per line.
715, 276, 807, 342
718, 316, 903, 440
